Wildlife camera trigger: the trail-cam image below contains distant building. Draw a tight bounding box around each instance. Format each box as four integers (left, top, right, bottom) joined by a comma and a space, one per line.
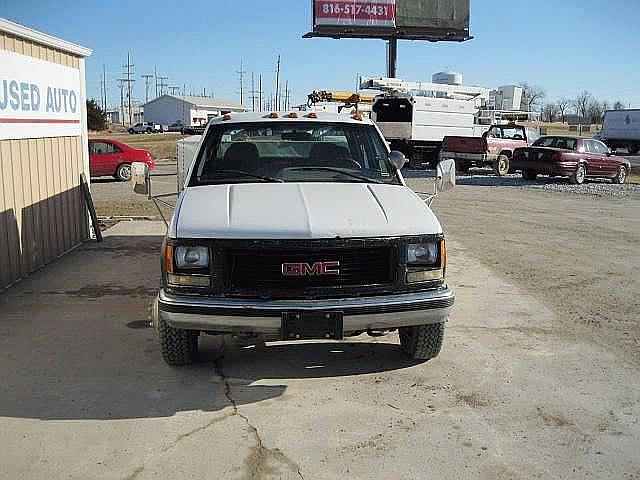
489, 85, 524, 111
106, 105, 144, 125
142, 95, 247, 126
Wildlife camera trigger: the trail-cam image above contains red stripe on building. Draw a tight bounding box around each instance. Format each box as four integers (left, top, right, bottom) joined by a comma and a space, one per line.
0, 118, 80, 124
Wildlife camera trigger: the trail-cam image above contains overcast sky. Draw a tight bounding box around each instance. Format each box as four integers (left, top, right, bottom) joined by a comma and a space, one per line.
3, 0, 639, 109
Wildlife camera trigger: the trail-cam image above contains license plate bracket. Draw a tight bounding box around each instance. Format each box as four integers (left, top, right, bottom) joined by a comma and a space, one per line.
282, 311, 343, 340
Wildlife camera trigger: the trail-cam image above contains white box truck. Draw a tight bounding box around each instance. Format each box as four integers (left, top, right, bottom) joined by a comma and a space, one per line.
601, 109, 640, 154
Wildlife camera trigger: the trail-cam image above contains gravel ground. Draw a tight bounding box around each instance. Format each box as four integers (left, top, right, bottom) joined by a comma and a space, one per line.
404, 168, 640, 198
407, 176, 640, 366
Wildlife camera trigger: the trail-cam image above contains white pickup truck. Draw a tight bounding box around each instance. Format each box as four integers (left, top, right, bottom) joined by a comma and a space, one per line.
132, 112, 455, 365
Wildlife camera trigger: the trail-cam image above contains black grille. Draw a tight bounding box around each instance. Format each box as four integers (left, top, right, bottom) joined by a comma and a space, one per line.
230, 246, 392, 290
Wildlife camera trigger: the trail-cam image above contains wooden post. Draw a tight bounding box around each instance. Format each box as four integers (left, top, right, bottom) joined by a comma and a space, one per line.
80, 173, 103, 242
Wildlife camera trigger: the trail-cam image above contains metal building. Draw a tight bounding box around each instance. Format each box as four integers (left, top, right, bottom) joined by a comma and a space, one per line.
0, 18, 92, 291
143, 94, 246, 127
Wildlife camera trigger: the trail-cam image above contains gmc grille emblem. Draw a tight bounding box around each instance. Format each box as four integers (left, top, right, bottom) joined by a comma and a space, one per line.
281, 261, 340, 277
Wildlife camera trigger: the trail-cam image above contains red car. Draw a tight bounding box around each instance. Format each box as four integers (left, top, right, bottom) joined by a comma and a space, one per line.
512, 136, 631, 184
89, 138, 154, 181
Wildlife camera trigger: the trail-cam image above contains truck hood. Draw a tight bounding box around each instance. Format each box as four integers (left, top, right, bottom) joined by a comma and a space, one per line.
173, 183, 442, 239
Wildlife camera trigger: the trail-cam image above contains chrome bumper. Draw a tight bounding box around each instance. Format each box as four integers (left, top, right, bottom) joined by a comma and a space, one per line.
440, 151, 496, 163
156, 288, 454, 335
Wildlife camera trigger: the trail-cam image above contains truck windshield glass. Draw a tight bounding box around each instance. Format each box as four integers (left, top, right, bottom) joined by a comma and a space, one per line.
189, 122, 400, 185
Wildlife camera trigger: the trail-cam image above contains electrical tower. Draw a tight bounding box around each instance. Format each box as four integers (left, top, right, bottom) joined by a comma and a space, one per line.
274, 55, 281, 111
141, 74, 154, 103
236, 58, 246, 105
121, 52, 135, 125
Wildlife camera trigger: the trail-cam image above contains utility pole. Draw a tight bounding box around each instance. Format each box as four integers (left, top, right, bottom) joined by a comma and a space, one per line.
154, 66, 159, 98
141, 73, 153, 103
158, 76, 168, 96
250, 72, 256, 111
258, 74, 263, 112
121, 52, 135, 125
275, 55, 281, 111
117, 79, 126, 126
284, 80, 289, 110
102, 64, 108, 111
236, 58, 246, 105
168, 86, 180, 95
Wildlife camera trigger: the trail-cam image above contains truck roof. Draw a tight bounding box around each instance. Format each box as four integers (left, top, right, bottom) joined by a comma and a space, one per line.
208, 111, 373, 126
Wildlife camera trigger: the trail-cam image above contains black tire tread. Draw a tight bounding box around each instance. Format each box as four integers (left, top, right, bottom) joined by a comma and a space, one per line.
399, 322, 445, 360
159, 318, 198, 366
522, 169, 538, 180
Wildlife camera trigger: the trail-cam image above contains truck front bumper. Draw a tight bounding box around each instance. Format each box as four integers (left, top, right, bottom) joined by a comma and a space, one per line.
156, 287, 454, 336
440, 151, 497, 164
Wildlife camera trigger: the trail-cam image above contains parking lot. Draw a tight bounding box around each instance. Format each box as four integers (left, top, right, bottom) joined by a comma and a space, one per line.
1, 162, 639, 479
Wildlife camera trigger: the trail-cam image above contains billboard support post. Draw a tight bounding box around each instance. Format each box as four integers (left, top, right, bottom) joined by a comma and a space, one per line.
387, 38, 398, 78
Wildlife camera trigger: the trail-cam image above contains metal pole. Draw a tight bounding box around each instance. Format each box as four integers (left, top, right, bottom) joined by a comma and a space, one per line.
259, 74, 263, 111
275, 55, 281, 110
387, 38, 397, 78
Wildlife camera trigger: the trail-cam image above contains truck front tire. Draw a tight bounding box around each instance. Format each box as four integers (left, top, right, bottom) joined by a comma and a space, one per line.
493, 155, 510, 176
159, 317, 199, 366
399, 322, 445, 360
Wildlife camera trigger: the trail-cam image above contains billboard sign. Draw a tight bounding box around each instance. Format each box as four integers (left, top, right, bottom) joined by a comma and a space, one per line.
0, 50, 82, 140
306, 0, 470, 41
314, 0, 396, 28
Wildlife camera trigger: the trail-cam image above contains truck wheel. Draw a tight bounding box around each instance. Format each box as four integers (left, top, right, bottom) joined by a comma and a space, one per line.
522, 169, 537, 180
399, 322, 445, 360
115, 163, 132, 181
613, 166, 627, 184
628, 143, 639, 155
493, 155, 510, 176
569, 163, 586, 184
159, 317, 199, 366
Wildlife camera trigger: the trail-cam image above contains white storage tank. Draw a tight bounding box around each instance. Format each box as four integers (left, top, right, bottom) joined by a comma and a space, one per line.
432, 71, 463, 86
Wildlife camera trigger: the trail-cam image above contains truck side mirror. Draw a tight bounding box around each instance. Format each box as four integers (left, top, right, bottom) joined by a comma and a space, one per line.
389, 150, 407, 170
436, 159, 456, 193
131, 162, 150, 195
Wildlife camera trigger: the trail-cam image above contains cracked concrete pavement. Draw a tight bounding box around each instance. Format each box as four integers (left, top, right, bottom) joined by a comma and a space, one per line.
1, 220, 639, 479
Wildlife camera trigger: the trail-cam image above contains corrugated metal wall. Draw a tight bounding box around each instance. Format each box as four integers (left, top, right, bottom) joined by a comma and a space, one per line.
0, 31, 88, 290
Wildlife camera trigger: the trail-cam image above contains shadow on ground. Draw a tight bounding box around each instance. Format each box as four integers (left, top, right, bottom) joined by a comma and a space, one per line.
0, 233, 420, 422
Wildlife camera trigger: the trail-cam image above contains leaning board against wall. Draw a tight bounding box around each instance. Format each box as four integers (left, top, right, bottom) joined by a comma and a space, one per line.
0, 18, 92, 291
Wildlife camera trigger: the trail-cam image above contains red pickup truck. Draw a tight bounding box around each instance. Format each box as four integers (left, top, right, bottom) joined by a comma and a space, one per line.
440, 124, 540, 176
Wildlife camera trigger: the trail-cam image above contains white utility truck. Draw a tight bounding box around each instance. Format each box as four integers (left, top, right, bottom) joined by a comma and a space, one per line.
362, 76, 490, 169
132, 111, 455, 366
600, 109, 640, 154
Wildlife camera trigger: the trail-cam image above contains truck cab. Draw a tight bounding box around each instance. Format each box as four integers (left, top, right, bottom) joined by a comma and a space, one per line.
133, 112, 455, 366
440, 123, 540, 175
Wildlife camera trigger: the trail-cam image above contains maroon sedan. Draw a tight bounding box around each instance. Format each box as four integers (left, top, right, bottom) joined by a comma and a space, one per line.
512, 136, 631, 184
89, 138, 155, 181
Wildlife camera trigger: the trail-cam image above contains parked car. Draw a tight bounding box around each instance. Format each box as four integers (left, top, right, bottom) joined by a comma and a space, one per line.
511, 136, 631, 184
131, 112, 456, 366
128, 122, 162, 134
180, 124, 206, 135
89, 138, 155, 181
167, 121, 185, 132
440, 123, 540, 175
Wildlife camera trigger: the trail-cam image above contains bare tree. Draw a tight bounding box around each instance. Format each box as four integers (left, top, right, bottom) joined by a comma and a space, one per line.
519, 82, 546, 111
543, 103, 559, 123
574, 91, 592, 120
601, 101, 610, 112
587, 99, 603, 124
613, 101, 625, 110
556, 97, 570, 123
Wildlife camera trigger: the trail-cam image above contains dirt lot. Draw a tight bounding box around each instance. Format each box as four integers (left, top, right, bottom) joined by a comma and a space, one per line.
1, 221, 639, 479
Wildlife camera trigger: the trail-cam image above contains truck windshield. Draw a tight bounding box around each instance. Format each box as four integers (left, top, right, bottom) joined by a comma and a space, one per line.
189, 122, 401, 186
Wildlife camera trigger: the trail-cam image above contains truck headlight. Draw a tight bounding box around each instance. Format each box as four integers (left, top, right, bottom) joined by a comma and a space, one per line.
407, 242, 438, 265
406, 240, 446, 283
175, 246, 209, 269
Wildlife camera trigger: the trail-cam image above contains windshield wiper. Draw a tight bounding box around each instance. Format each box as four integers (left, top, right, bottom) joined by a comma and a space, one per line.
209, 169, 284, 183
285, 166, 386, 184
